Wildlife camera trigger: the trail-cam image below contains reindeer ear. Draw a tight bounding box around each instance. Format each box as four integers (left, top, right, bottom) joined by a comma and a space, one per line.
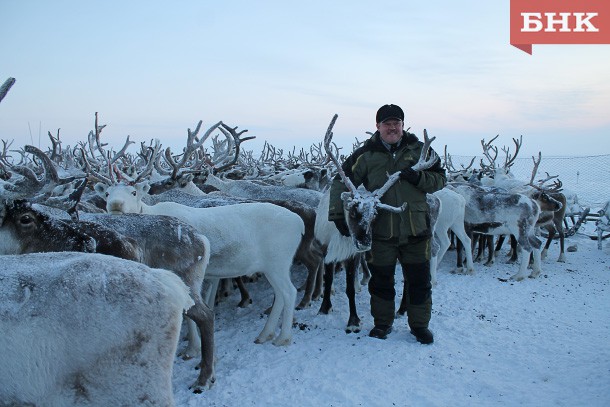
184, 173, 195, 182
135, 182, 151, 195
94, 182, 109, 196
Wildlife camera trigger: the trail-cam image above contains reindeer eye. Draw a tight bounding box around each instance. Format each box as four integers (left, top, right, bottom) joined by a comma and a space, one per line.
105, 192, 109, 197
20, 215, 33, 225
131, 191, 137, 196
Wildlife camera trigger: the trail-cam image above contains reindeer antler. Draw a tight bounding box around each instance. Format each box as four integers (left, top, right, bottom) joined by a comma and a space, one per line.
323, 114, 358, 195
413, 130, 439, 171
502, 135, 522, 170
213, 123, 255, 173
480, 135, 499, 175
528, 152, 563, 192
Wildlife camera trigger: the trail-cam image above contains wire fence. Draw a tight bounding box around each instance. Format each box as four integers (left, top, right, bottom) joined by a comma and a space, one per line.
450, 154, 610, 211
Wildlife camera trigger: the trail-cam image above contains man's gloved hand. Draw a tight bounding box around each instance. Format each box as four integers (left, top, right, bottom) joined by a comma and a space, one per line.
400, 167, 421, 185
333, 218, 350, 237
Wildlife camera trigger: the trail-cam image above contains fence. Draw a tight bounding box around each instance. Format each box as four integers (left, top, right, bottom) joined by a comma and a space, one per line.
450, 154, 610, 210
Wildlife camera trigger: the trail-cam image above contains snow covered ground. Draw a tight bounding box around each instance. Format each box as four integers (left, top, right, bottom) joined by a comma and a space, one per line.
172, 223, 610, 407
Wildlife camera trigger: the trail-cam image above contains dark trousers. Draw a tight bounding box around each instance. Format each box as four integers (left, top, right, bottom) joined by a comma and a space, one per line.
367, 237, 432, 328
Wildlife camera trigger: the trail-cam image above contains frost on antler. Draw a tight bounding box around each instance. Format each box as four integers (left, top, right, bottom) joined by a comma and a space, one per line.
411, 129, 439, 171
323, 114, 358, 195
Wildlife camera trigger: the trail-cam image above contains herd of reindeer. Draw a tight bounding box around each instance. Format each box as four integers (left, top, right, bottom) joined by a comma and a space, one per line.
2, 109, 609, 405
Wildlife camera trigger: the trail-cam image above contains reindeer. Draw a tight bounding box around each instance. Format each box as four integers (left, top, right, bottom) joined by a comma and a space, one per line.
489, 151, 567, 264
448, 182, 562, 281
0, 252, 192, 406
428, 187, 475, 282
95, 178, 304, 346
0, 199, 216, 390
527, 153, 568, 262
144, 177, 326, 311
472, 136, 567, 265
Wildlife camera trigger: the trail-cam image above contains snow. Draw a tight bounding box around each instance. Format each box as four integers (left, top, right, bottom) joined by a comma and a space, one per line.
172, 222, 610, 407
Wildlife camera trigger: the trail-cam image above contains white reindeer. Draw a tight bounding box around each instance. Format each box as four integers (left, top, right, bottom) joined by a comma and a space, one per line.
95, 181, 304, 346
0, 252, 191, 407
429, 187, 475, 284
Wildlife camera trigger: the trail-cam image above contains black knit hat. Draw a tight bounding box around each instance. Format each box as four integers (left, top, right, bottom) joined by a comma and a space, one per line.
376, 104, 404, 123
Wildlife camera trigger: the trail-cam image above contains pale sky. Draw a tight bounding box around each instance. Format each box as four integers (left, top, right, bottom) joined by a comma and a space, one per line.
2, 1, 610, 159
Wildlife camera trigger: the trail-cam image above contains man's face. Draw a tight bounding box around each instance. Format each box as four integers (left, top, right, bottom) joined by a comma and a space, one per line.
377, 119, 403, 145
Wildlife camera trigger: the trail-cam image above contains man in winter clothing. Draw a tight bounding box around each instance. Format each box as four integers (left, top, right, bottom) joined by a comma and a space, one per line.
328, 104, 446, 344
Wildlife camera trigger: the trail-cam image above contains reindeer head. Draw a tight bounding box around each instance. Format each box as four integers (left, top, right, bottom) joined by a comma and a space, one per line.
94, 182, 150, 214
530, 190, 563, 212
323, 114, 436, 251
0, 200, 96, 254
341, 189, 375, 251
339, 186, 405, 251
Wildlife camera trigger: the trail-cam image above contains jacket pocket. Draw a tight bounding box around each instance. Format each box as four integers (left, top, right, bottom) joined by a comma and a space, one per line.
403, 201, 431, 237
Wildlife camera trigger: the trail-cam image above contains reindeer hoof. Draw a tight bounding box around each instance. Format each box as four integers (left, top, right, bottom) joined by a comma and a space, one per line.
191, 376, 215, 393
180, 353, 194, 361
318, 303, 332, 315
346, 318, 362, 333
296, 301, 310, 310
179, 349, 199, 360
510, 273, 526, 281
254, 333, 274, 344
237, 298, 252, 308
272, 336, 292, 346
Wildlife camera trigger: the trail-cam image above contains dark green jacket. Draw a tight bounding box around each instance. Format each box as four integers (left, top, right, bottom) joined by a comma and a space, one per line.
328, 131, 446, 243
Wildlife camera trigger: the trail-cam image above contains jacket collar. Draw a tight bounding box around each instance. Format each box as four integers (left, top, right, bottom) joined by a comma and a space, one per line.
367, 131, 419, 153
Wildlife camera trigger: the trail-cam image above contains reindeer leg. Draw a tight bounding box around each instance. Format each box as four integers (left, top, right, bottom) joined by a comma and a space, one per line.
318, 262, 335, 315
510, 248, 530, 281
312, 261, 324, 301
474, 234, 485, 262
296, 257, 323, 309
556, 222, 566, 262
344, 256, 362, 333
185, 302, 216, 391
484, 235, 495, 266
506, 235, 519, 264
456, 239, 464, 272
256, 266, 296, 346
202, 278, 220, 308
360, 255, 371, 286
235, 276, 252, 308
529, 248, 542, 278
453, 229, 474, 275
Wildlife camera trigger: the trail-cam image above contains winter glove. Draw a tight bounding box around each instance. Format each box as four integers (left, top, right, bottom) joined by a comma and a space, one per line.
333, 218, 350, 237
400, 167, 421, 185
